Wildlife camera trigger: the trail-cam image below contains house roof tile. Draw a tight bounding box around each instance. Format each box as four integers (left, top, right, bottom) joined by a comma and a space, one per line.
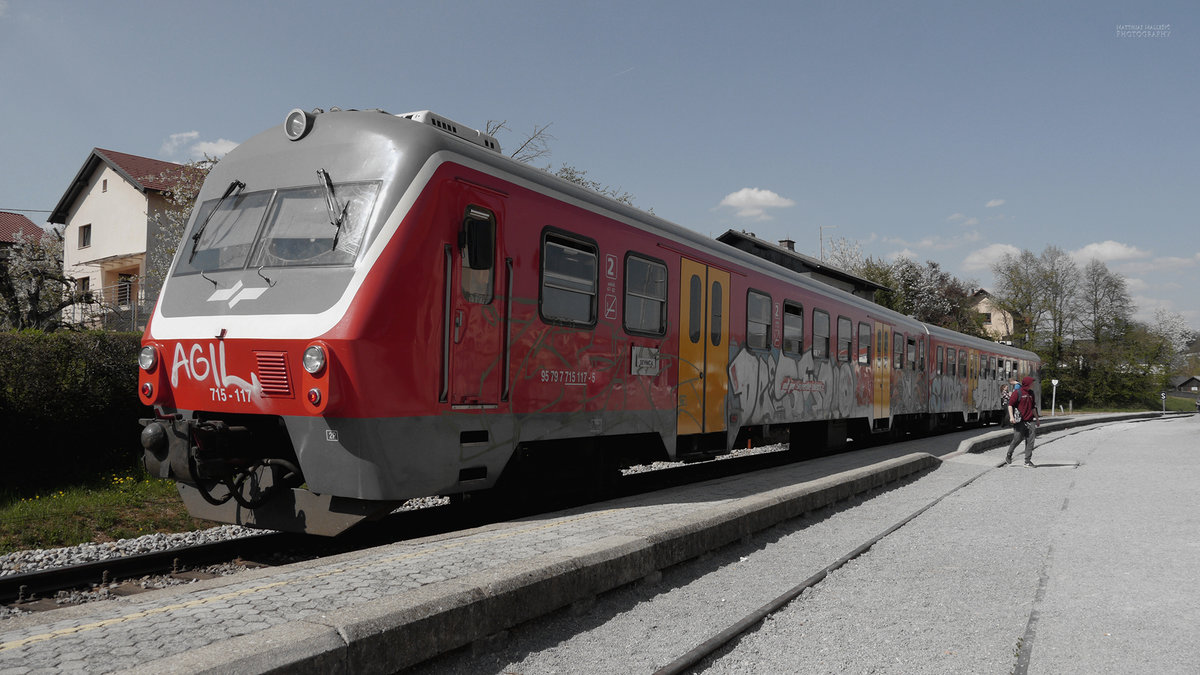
0, 211, 45, 244
49, 148, 198, 224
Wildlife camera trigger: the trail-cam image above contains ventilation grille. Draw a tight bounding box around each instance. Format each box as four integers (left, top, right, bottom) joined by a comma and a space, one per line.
255, 351, 293, 398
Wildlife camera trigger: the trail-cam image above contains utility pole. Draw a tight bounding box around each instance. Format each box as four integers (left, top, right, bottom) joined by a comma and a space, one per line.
819, 225, 838, 260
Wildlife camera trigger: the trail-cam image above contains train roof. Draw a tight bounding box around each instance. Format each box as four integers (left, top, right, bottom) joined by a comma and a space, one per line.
207, 107, 1040, 363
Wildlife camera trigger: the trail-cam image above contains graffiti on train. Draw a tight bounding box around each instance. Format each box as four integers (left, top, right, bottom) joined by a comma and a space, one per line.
729, 347, 868, 424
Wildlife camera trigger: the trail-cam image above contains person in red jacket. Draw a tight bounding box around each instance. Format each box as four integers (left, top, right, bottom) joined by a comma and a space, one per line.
1004, 376, 1040, 466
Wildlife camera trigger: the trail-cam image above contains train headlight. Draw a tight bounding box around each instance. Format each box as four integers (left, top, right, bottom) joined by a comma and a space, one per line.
302, 345, 326, 375
285, 108, 313, 141
138, 346, 158, 372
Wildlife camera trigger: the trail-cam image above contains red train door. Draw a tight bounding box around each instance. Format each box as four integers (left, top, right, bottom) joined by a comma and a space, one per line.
677, 258, 730, 435
447, 205, 503, 406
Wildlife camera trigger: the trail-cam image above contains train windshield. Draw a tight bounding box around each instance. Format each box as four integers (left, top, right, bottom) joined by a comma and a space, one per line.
175, 181, 380, 276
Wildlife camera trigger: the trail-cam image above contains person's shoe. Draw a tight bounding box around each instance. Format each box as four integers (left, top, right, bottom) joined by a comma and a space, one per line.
1004, 454, 1012, 464
1024, 461, 1035, 467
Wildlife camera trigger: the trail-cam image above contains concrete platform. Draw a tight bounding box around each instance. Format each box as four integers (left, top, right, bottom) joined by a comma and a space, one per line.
0, 413, 1172, 674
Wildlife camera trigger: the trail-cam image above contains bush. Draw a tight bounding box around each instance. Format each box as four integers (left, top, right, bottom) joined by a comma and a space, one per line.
0, 331, 148, 492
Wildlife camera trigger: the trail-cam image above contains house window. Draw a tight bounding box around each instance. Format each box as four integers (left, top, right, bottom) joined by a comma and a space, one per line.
541, 233, 597, 327
624, 255, 667, 336
782, 302, 803, 355
78, 224, 92, 249
747, 290, 771, 350
102, 179, 108, 193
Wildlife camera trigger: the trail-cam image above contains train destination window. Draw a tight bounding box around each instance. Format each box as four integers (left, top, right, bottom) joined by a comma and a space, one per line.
857, 322, 871, 365
747, 291, 771, 350
837, 317, 852, 362
783, 302, 804, 355
460, 207, 495, 304
541, 234, 597, 327
624, 255, 667, 336
893, 333, 904, 369
813, 309, 830, 359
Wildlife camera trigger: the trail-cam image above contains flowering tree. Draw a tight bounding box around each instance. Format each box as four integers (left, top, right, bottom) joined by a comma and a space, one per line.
0, 229, 81, 331
142, 159, 213, 301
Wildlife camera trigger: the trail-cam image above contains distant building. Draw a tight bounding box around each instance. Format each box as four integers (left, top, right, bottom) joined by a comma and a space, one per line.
715, 230, 889, 302
969, 289, 1015, 343
0, 210, 45, 262
48, 148, 189, 329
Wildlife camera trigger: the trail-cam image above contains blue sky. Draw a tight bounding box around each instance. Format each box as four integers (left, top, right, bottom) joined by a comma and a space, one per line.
2, 0, 1196, 331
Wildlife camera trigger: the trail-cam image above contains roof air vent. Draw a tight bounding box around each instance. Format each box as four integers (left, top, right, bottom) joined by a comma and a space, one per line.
398, 110, 502, 153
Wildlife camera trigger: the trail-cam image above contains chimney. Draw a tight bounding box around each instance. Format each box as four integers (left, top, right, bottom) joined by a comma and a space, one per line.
778, 238, 795, 251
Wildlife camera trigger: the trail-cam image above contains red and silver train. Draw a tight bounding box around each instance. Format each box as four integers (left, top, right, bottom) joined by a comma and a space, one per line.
138, 107, 1041, 535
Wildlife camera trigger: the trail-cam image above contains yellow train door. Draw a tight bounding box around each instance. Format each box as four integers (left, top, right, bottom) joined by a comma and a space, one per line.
678, 258, 730, 436
873, 321, 891, 423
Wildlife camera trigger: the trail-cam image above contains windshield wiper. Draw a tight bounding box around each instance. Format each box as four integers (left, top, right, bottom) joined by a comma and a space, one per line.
318, 169, 348, 250
188, 179, 246, 264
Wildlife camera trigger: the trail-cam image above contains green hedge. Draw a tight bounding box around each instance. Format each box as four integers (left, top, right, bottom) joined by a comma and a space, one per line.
0, 331, 148, 492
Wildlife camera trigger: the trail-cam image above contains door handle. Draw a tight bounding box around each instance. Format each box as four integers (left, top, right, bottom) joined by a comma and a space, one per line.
454, 310, 463, 343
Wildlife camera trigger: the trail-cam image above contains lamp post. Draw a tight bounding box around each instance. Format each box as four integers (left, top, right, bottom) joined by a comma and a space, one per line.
1051, 379, 1059, 416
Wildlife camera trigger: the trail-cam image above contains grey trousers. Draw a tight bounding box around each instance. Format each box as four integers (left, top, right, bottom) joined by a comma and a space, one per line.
1005, 421, 1036, 462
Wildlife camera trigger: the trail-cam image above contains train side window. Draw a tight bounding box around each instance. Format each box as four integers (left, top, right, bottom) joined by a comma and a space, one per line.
460, 207, 495, 304
837, 317, 852, 362
711, 281, 723, 347
937, 345, 944, 375
813, 309, 830, 359
893, 333, 904, 369
624, 255, 667, 336
906, 337, 917, 370
917, 337, 925, 371
782, 302, 804, 356
947, 348, 957, 377
541, 233, 597, 327
958, 349, 967, 377
747, 290, 772, 350
857, 322, 871, 365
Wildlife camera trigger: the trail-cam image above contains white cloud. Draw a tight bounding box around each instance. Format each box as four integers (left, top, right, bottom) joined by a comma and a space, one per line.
161, 132, 238, 161
717, 187, 796, 221
985, 199, 1006, 208
947, 213, 965, 222
962, 243, 1020, 272
161, 131, 199, 155
192, 139, 239, 158
1069, 240, 1151, 263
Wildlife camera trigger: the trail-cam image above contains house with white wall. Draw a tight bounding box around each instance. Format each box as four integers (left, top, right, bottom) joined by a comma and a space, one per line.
49, 148, 187, 328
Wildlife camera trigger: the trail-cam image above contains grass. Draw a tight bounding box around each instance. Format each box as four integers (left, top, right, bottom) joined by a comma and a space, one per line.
0, 468, 211, 555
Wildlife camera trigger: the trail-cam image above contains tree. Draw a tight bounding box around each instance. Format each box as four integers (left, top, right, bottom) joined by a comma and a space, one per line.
1078, 258, 1132, 344
1037, 245, 1079, 375
990, 249, 1044, 348
0, 229, 81, 331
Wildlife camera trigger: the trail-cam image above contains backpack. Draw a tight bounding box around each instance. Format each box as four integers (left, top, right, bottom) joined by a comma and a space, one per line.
1011, 389, 1028, 422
